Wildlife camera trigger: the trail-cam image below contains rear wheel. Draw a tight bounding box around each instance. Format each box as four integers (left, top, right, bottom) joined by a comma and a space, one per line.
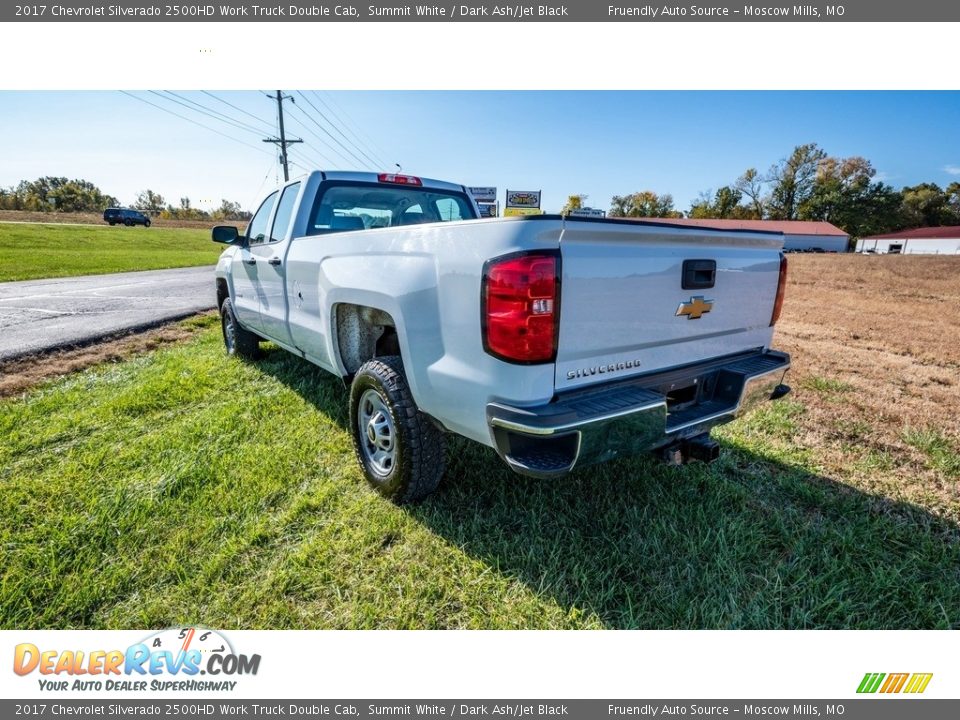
349, 356, 445, 503
220, 297, 260, 359
124, 219, 132, 226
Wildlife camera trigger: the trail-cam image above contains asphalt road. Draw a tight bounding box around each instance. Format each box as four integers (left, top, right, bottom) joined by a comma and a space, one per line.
0, 266, 217, 361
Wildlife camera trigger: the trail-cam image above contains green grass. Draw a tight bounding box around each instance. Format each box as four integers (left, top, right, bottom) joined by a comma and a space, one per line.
903, 428, 960, 479
0, 223, 223, 281
801, 376, 855, 394
1, 324, 958, 629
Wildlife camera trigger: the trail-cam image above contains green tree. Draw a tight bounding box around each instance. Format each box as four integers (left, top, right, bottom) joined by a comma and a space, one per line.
798, 155, 889, 237
734, 168, 766, 219
3, 176, 117, 212
944, 182, 960, 224
609, 191, 681, 218
856, 182, 907, 238
211, 199, 249, 221
134, 189, 166, 216
688, 186, 757, 219
765, 143, 828, 220
900, 183, 952, 228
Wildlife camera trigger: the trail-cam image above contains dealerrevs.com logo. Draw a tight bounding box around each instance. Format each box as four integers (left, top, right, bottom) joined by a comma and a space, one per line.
13, 627, 260, 693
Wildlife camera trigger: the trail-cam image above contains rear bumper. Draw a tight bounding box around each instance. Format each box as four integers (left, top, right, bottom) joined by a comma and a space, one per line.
486, 349, 790, 478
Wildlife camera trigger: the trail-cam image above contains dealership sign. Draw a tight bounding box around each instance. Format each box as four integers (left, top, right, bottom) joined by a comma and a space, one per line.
477, 203, 498, 217
468, 186, 497, 203
506, 190, 541, 208
504, 207, 543, 217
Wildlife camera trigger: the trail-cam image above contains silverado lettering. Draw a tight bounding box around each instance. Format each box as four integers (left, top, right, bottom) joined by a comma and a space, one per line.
567, 359, 642, 380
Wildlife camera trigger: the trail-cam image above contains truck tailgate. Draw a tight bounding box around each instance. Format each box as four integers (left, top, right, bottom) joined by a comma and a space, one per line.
555, 220, 784, 391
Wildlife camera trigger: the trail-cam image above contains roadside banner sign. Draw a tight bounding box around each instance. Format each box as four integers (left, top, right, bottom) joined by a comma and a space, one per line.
506, 190, 541, 209
477, 203, 498, 217
468, 186, 497, 203
569, 207, 606, 218
503, 207, 543, 217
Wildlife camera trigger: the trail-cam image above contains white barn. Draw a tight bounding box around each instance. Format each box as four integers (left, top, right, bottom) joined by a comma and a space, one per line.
646, 218, 850, 252
857, 226, 960, 255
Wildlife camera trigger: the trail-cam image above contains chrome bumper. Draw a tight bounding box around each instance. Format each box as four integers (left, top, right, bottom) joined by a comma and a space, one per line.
486, 349, 790, 478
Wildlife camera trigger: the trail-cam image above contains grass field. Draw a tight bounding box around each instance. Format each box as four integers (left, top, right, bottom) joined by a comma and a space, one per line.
0, 223, 224, 282
1, 256, 958, 629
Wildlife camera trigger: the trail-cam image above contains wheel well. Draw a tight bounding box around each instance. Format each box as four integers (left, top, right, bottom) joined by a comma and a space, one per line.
216, 278, 228, 309
336, 304, 399, 375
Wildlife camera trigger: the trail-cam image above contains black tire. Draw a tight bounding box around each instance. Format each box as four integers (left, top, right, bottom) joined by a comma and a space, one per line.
108, 221, 115, 226
219, 297, 260, 359
124, 219, 132, 226
349, 355, 445, 504
144, 219, 151, 227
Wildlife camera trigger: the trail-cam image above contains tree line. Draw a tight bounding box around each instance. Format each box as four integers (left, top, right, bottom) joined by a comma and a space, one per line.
566, 143, 960, 238
0, 177, 251, 221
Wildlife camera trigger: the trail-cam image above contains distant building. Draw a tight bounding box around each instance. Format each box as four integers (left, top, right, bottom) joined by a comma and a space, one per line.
856, 226, 960, 255
638, 218, 850, 252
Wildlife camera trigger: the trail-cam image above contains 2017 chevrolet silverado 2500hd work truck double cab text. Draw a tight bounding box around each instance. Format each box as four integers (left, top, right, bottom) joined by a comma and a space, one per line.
213, 171, 791, 503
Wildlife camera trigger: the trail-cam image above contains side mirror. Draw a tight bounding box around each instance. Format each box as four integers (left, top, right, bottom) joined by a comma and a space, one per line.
212, 225, 241, 245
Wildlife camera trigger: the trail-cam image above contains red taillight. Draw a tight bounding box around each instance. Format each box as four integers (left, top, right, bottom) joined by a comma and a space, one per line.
377, 173, 422, 186
770, 254, 788, 326
482, 253, 559, 363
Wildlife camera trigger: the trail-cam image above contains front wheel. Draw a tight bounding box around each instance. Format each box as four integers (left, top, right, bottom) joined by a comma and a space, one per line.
349, 356, 445, 503
220, 297, 260, 359
144, 219, 151, 227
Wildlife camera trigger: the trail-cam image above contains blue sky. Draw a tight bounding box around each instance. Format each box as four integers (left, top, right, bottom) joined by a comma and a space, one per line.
1, 91, 959, 212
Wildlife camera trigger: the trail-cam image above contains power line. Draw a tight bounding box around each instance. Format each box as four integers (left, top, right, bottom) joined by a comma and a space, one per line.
286, 100, 356, 168
294, 91, 374, 170
314, 91, 393, 169
119, 91, 274, 158
302, 91, 384, 171
201, 91, 275, 131
150, 91, 266, 138
290, 110, 351, 168
289, 141, 333, 170
163, 91, 271, 137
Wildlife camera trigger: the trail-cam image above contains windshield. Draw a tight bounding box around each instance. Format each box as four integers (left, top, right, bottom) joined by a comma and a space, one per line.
307, 183, 475, 235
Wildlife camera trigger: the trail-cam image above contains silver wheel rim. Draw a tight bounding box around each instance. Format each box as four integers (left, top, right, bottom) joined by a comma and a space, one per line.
223, 312, 236, 353
357, 388, 396, 477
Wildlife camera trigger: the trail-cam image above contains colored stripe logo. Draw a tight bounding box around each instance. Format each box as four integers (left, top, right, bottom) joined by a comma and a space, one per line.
857, 672, 933, 694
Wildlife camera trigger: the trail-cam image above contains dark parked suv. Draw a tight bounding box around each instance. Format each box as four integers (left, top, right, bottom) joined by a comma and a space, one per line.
103, 208, 151, 227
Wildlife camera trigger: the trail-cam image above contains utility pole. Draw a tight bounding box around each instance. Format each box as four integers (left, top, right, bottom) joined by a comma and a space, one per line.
263, 90, 302, 182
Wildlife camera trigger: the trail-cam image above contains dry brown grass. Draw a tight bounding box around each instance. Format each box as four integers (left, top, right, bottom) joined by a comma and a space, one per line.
775, 254, 960, 517
0, 313, 216, 398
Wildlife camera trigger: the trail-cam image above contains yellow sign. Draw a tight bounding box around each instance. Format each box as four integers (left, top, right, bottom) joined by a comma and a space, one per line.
504, 207, 543, 217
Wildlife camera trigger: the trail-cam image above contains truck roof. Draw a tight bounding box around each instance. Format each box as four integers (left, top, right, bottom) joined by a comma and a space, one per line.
298, 170, 468, 195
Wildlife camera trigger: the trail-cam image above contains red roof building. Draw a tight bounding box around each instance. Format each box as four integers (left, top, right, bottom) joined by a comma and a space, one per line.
856, 226, 960, 255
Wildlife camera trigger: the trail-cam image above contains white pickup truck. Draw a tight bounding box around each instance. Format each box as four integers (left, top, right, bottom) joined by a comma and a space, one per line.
213, 171, 791, 502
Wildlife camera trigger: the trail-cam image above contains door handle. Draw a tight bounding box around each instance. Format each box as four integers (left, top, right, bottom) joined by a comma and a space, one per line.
243, 257, 256, 265
267, 257, 282, 266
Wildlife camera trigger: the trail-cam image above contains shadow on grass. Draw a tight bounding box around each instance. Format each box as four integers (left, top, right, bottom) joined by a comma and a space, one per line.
258, 348, 960, 629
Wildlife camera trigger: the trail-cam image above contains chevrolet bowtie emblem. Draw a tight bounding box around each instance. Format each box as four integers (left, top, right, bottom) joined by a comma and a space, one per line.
676, 296, 714, 320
